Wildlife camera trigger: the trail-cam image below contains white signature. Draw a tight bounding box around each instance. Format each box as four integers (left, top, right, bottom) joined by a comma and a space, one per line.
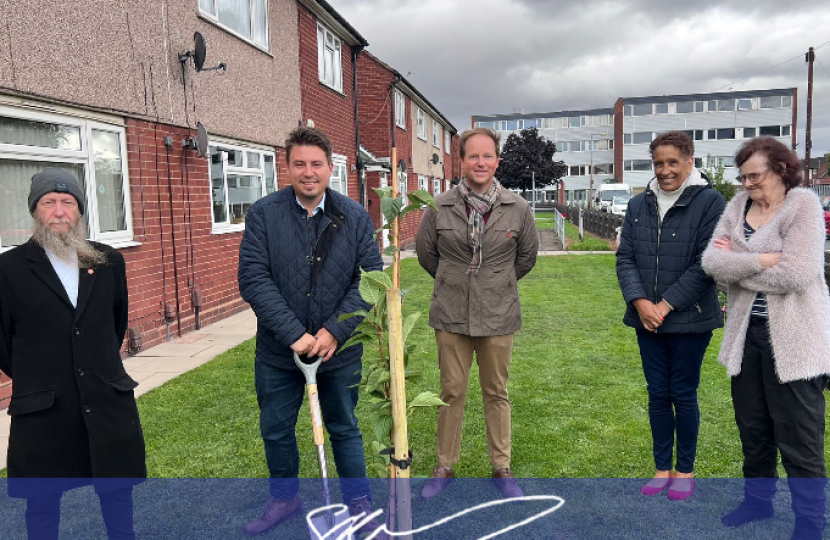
307, 495, 565, 540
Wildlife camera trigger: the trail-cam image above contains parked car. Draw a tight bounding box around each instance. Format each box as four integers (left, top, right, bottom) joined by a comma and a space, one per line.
610, 195, 631, 216
823, 197, 830, 238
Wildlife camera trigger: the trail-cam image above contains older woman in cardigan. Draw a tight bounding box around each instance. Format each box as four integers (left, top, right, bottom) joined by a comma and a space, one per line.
702, 137, 830, 540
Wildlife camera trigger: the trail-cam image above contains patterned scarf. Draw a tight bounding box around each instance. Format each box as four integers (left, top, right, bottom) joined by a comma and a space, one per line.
458, 177, 501, 275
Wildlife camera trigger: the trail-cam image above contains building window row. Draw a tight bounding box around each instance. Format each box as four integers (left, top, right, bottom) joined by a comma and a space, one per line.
625, 95, 792, 117
567, 164, 614, 176
476, 114, 614, 131
624, 125, 792, 145
557, 139, 614, 152
0, 106, 132, 250
199, 0, 269, 49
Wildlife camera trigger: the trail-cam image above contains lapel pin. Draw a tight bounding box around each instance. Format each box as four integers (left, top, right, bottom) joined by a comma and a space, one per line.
507, 228, 511, 238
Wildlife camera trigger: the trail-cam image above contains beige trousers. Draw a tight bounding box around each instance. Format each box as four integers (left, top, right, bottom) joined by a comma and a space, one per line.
434, 329, 514, 469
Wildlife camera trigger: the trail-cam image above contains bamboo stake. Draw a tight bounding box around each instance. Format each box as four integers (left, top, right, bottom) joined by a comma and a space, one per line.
391, 147, 400, 289
387, 287, 411, 539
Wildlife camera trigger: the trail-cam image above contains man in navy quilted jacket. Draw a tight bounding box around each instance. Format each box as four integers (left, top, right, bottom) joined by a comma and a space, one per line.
238, 127, 384, 536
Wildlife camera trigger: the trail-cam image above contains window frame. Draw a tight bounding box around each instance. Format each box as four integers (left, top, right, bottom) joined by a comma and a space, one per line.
329, 154, 348, 196
445, 131, 451, 154
417, 108, 426, 140
0, 105, 134, 251
199, 0, 269, 51
317, 22, 343, 93
432, 119, 440, 148
395, 90, 406, 128
209, 139, 277, 235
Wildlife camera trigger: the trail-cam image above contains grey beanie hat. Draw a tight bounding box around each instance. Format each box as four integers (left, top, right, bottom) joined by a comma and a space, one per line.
28, 168, 85, 215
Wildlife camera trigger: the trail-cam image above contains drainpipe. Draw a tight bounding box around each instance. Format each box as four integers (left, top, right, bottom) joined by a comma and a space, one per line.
352, 45, 365, 206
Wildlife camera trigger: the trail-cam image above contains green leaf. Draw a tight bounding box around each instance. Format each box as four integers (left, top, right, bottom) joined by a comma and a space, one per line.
372, 187, 393, 200
371, 400, 391, 413
407, 189, 437, 211
401, 312, 421, 345
373, 414, 394, 444
398, 203, 422, 220
362, 269, 393, 290
375, 294, 388, 333
409, 391, 448, 408
339, 333, 374, 352
383, 245, 399, 257
337, 310, 369, 322
404, 369, 422, 382
354, 320, 378, 336
381, 196, 403, 224
358, 277, 383, 305
370, 463, 389, 478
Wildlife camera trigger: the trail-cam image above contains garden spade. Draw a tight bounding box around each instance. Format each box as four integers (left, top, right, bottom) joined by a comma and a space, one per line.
294, 352, 354, 540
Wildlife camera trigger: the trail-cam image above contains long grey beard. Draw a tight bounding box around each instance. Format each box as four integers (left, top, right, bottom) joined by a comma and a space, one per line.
31, 216, 108, 268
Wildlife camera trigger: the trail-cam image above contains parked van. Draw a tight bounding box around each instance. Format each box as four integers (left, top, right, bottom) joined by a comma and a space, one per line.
596, 183, 632, 211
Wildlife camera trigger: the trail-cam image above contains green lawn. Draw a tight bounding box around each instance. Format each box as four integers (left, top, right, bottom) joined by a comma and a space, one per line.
130, 256, 748, 480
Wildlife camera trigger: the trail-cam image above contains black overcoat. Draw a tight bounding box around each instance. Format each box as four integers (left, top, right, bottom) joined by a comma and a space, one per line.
0, 240, 146, 497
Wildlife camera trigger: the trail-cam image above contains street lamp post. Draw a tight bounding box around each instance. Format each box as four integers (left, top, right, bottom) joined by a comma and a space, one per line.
531, 170, 536, 217
589, 131, 607, 210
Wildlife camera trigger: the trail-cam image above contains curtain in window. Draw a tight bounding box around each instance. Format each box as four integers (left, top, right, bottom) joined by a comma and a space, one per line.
217, 0, 252, 40
0, 160, 85, 247
0, 116, 81, 150
91, 130, 126, 233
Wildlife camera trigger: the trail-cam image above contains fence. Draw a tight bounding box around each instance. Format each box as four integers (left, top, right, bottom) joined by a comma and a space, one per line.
553, 209, 567, 248
556, 205, 624, 241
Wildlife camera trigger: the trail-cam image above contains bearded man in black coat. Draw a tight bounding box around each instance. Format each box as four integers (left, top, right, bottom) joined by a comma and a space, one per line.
0, 168, 146, 540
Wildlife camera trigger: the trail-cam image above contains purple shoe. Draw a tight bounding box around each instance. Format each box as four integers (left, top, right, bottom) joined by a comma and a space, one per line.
641, 473, 673, 496
667, 478, 694, 501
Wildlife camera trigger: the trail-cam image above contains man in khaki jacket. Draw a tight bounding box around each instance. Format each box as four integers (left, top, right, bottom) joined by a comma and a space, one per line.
416, 127, 538, 499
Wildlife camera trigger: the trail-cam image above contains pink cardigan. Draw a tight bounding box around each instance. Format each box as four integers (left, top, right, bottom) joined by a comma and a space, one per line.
701, 188, 830, 382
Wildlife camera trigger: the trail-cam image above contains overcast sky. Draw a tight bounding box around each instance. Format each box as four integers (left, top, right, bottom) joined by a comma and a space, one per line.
333, 0, 830, 159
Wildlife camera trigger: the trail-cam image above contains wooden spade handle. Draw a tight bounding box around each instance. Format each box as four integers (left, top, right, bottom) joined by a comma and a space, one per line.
306, 384, 325, 446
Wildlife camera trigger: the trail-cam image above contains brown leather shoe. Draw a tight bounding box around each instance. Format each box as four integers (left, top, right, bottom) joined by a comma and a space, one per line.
243, 494, 302, 536
492, 468, 524, 498
347, 496, 388, 539
421, 466, 454, 499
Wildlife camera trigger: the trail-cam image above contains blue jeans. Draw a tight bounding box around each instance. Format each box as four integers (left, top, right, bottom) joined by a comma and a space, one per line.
254, 358, 370, 503
636, 330, 712, 473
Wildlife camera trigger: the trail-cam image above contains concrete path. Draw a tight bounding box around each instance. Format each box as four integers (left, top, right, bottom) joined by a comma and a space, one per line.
0, 248, 611, 470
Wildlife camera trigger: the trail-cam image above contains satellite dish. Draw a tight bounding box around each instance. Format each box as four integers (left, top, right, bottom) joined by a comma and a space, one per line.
183, 122, 210, 157
431, 153, 440, 165
178, 32, 227, 73
195, 122, 209, 157
193, 32, 207, 72
398, 159, 407, 171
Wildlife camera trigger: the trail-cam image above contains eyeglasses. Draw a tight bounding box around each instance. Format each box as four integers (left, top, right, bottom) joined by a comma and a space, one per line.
736, 169, 768, 184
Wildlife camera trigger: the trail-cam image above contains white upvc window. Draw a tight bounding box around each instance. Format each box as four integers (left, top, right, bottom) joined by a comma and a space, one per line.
433, 120, 441, 148
395, 90, 406, 128
445, 131, 451, 154
209, 141, 277, 233
398, 171, 408, 206
433, 178, 441, 195
199, 0, 269, 50
317, 23, 343, 92
329, 155, 348, 196
418, 175, 428, 192
417, 108, 426, 140
0, 105, 134, 251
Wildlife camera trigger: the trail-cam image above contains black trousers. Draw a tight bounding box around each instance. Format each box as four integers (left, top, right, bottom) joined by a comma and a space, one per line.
25, 486, 135, 540
732, 317, 827, 524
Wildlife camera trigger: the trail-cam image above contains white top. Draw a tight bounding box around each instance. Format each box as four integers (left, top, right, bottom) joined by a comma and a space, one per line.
45, 248, 79, 308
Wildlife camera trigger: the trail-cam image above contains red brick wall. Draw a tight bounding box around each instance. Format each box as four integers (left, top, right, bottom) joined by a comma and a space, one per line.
121, 119, 257, 351
0, 371, 10, 409
298, 5, 359, 198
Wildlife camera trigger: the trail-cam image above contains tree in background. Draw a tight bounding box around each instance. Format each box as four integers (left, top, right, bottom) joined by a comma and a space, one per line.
498, 127, 567, 192
703, 154, 737, 202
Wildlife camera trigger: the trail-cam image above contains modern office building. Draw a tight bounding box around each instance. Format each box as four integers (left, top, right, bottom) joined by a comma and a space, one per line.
473, 88, 797, 205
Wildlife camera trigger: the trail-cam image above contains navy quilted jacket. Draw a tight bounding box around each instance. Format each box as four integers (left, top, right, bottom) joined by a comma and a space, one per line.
238, 187, 383, 372
616, 177, 725, 333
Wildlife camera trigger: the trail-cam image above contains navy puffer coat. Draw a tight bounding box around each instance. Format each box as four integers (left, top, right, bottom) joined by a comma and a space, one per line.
238, 187, 383, 372
616, 177, 726, 333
